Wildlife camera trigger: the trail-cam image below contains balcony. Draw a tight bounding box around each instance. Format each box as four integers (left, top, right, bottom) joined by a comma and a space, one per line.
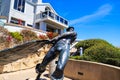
35, 11, 68, 28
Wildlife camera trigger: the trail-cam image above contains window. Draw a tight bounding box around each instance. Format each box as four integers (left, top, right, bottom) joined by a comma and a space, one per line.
0, 0, 2, 13
46, 25, 55, 32
60, 18, 63, 23
55, 15, 59, 21
27, 24, 33, 27
10, 17, 25, 25
58, 29, 62, 34
14, 0, 25, 12
42, 11, 47, 18
35, 23, 40, 29
64, 20, 68, 25
49, 11, 54, 19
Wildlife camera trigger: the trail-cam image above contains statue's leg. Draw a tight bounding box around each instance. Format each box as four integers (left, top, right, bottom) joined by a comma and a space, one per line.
51, 44, 70, 80
36, 47, 57, 74
42, 47, 58, 66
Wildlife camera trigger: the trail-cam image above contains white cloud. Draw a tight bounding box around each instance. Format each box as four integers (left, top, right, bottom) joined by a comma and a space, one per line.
69, 4, 112, 25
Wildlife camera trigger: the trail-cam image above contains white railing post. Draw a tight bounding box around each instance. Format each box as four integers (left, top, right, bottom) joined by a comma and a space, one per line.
80, 47, 83, 56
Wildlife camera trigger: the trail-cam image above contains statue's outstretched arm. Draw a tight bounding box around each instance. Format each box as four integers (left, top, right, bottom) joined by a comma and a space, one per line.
50, 32, 77, 42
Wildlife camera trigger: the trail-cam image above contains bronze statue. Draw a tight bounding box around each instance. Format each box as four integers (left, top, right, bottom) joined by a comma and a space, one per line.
36, 27, 77, 80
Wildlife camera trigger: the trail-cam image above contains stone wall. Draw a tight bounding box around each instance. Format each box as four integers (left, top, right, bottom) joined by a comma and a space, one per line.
64, 59, 120, 80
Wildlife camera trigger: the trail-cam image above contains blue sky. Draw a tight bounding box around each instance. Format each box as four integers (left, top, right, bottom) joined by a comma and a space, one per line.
42, 0, 120, 47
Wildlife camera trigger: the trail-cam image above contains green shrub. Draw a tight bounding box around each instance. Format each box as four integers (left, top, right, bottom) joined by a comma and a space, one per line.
70, 56, 81, 60
85, 44, 119, 62
10, 32, 23, 41
74, 39, 120, 67
76, 39, 114, 50
103, 58, 120, 67
20, 29, 38, 42
70, 55, 92, 61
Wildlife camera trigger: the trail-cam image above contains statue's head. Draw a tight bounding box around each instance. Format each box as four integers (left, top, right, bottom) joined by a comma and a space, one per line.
66, 27, 74, 32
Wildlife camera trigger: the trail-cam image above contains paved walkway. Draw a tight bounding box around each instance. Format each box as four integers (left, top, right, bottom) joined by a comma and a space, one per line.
0, 67, 72, 80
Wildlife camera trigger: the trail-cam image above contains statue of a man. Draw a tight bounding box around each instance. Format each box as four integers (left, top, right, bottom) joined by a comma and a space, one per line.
36, 27, 77, 80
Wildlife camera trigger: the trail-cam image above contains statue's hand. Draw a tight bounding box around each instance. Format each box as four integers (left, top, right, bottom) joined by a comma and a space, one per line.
35, 63, 46, 74
49, 39, 56, 44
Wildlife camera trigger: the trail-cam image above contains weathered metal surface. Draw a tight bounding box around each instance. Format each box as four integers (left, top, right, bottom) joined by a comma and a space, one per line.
0, 40, 48, 65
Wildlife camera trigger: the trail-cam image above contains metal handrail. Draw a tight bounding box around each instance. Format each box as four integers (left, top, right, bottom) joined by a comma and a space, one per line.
36, 11, 68, 25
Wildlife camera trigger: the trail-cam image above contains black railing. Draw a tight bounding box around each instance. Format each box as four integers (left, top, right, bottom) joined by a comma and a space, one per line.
36, 11, 68, 26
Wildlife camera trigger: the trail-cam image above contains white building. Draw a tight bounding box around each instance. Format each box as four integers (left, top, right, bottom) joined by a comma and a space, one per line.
0, 0, 68, 34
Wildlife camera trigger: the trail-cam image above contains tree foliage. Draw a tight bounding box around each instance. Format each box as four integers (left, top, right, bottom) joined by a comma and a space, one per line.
10, 32, 23, 41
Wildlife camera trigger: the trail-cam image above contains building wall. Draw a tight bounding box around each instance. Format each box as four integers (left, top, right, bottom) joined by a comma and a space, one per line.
8, 0, 34, 26
36, 4, 56, 15
0, 0, 10, 17
24, 1, 34, 25
32, 0, 42, 4
0, 0, 68, 32
40, 22, 46, 31
36, 5, 45, 14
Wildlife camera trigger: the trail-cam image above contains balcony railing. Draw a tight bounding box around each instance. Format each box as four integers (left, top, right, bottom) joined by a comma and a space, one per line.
35, 11, 68, 26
